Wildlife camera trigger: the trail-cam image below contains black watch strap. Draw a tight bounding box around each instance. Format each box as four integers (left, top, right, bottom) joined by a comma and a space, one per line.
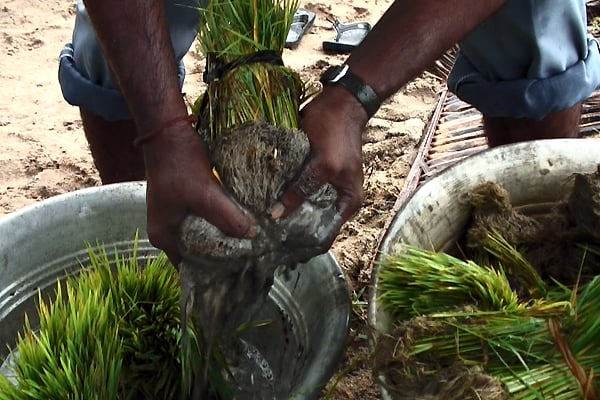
320, 65, 381, 118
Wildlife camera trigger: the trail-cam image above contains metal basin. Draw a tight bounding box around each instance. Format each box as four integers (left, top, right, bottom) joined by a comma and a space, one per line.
0, 181, 350, 399
368, 138, 600, 398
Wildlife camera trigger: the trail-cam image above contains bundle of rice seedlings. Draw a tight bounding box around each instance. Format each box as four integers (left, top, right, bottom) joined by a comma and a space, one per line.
374, 232, 600, 400
197, 0, 299, 130
0, 240, 232, 400
180, 1, 341, 396
180, 3, 344, 397
194, 0, 310, 216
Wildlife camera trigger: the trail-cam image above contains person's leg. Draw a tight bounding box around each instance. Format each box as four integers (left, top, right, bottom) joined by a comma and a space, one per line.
483, 102, 582, 148
447, 0, 600, 146
80, 109, 145, 183
58, 0, 201, 183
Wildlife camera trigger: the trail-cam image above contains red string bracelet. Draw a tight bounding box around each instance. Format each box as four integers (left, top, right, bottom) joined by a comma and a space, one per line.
133, 115, 198, 148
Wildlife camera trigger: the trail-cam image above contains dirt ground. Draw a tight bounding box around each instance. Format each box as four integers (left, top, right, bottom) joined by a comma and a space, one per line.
0, 0, 443, 398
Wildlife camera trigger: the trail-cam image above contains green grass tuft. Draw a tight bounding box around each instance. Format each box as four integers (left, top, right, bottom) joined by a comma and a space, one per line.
0, 239, 232, 400
375, 232, 600, 399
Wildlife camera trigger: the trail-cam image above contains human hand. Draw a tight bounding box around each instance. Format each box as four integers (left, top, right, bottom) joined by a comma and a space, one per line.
141, 122, 256, 265
268, 85, 369, 244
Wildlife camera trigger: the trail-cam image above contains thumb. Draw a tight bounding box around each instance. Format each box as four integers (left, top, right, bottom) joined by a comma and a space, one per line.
268, 164, 325, 220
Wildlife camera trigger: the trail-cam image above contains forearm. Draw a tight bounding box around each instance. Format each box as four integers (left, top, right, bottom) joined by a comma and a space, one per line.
275, 1, 509, 226
347, 0, 507, 101
82, 0, 187, 135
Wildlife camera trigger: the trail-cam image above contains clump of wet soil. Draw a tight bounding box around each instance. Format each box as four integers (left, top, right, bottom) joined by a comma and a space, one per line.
211, 119, 309, 217
461, 168, 600, 285
178, 117, 341, 398
373, 318, 507, 400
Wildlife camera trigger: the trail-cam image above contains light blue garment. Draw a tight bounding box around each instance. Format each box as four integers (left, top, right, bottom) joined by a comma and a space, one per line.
448, 0, 600, 119
58, 0, 203, 121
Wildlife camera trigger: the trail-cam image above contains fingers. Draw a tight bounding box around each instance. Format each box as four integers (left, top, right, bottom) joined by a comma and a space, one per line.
335, 185, 364, 222
269, 160, 364, 223
269, 163, 326, 220
146, 177, 257, 266
142, 125, 260, 264
145, 200, 185, 266
190, 185, 258, 240
148, 226, 182, 266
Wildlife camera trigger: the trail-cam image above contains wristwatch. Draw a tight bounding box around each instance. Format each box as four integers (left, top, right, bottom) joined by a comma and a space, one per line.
320, 64, 381, 118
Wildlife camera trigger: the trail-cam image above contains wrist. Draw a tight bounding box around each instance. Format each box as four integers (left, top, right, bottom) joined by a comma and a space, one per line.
320, 64, 381, 119
316, 84, 371, 127
140, 117, 208, 171
134, 115, 198, 148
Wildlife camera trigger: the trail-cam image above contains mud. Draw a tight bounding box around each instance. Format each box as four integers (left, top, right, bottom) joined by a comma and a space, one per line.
462, 169, 600, 286
177, 119, 342, 398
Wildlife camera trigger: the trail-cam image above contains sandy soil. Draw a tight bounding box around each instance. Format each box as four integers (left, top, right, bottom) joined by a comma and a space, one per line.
0, 0, 443, 397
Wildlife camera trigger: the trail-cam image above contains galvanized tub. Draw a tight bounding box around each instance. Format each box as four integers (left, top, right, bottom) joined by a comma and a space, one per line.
368, 138, 600, 398
0, 181, 350, 399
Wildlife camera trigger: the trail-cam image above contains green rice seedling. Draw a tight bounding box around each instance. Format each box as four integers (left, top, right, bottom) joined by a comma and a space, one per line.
182, 2, 335, 397
0, 240, 234, 400
191, 0, 320, 218
196, 0, 302, 141
377, 245, 524, 322
374, 233, 600, 400
181, 1, 316, 395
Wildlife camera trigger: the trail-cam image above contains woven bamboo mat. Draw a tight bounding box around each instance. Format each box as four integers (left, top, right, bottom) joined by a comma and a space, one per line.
398, 88, 600, 207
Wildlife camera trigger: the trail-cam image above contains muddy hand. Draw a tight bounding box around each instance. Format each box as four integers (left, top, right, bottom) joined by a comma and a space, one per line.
268, 83, 366, 232
142, 122, 256, 266
261, 184, 342, 264
178, 182, 341, 269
